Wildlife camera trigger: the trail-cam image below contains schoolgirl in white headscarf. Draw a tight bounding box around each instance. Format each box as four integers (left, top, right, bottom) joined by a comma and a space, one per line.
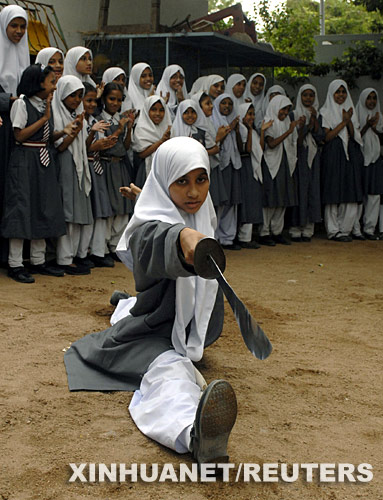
63, 46, 96, 86
262, 84, 286, 116
244, 73, 266, 131
35, 47, 64, 81
226, 74, 247, 109
156, 64, 188, 118
132, 95, 172, 177
319, 79, 364, 241
102, 67, 132, 111
0, 5, 29, 96
202, 75, 225, 101
127, 62, 154, 111
355, 87, 383, 239
189, 76, 207, 96
212, 93, 241, 171
171, 99, 206, 138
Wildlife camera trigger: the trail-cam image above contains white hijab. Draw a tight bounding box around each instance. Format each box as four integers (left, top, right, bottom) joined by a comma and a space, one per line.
320, 79, 363, 159
171, 99, 206, 138
127, 62, 153, 111
212, 93, 241, 170
0, 5, 29, 95
226, 74, 247, 108
35, 47, 64, 67
293, 84, 319, 168
52, 75, 91, 196
117, 136, 218, 362
244, 73, 266, 113
156, 64, 189, 110
202, 75, 225, 100
356, 87, 383, 166
132, 95, 172, 174
191, 91, 220, 169
264, 94, 297, 178
63, 46, 96, 86
102, 66, 132, 112
190, 76, 207, 96
238, 103, 263, 183
262, 84, 286, 116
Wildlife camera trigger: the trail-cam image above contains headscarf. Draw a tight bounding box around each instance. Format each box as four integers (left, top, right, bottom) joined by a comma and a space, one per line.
127, 62, 153, 111
155, 64, 188, 111
52, 75, 91, 196
319, 79, 362, 159
171, 99, 206, 138
117, 136, 218, 362
63, 46, 96, 86
263, 94, 297, 178
244, 73, 266, 128
226, 73, 247, 108
238, 103, 263, 183
191, 91, 219, 169
212, 93, 241, 170
131, 95, 172, 174
35, 47, 64, 66
190, 76, 207, 96
262, 84, 286, 116
102, 66, 132, 112
0, 5, 29, 95
202, 75, 225, 100
356, 88, 383, 166
293, 84, 319, 168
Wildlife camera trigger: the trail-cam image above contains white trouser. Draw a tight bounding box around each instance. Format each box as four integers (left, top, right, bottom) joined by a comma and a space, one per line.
363, 195, 380, 235
90, 218, 107, 257
56, 222, 92, 265
215, 205, 237, 245
289, 223, 315, 238
8, 238, 46, 268
129, 350, 203, 454
260, 207, 285, 237
324, 203, 358, 239
352, 204, 363, 236
238, 223, 252, 243
107, 214, 130, 253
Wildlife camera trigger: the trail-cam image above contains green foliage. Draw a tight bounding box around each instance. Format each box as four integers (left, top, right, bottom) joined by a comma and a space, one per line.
208, 0, 236, 30
354, 0, 383, 13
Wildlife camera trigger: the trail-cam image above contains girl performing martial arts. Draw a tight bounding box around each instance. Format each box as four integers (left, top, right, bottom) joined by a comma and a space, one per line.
64, 137, 237, 465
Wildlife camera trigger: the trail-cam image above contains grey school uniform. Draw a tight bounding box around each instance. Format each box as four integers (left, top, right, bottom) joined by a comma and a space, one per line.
239, 153, 263, 225
64, 221, 224, 391
261, 149, 297, 208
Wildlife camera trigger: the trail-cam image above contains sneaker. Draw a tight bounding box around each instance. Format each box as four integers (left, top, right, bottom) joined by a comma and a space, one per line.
74, 256, 95, 269
89, 254, 115, 268
8, 266, 35, 283
272, 234, 291, 245
57, 264, 90, 275
29, 263, 64, 277
221, 243, 241, 250
190, 380, 237, 465
259, 235, 276, 246
110, 290, 132, 306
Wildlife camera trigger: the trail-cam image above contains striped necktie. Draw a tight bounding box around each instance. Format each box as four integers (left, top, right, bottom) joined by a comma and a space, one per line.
92, 151, 103, 175
40, 120, 50, 167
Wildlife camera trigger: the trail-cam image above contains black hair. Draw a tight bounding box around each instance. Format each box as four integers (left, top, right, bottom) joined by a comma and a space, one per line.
17, 64, 54, 97
199, 92, 209, 104
102, 82, 124, 101
83, 82, 97, 96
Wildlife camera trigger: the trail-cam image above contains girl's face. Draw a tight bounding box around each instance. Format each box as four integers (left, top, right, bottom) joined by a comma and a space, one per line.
37, 72, 57, 99
232, 80, 246, 98
365, 91, 377, 110
113, 73, 126, 86
301, 89, 315, 108
169, 71, 185, 91
200, 96, 213, 117
104, 89, 123, 114
278, 105, 291, 121
83, 90, 98, 116
169, 168, 209, 214
182, 107, 197, 125
250, 76, 265, 96
244, 107, 255, 126
333, 86, 347, 105
48, 51, 64, 81
209, 80, 225, 99
219, 97, 233, 116
6, 17, 26, 44
269, 91, 281, 101
63, 89, 83, 112
76, 52, 93, 75
149, 100, 165, 125
139, 67, 154, 90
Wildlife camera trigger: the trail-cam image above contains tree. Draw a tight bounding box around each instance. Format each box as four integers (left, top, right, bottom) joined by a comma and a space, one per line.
354, 0, 383, 13
208, 0, 236, 13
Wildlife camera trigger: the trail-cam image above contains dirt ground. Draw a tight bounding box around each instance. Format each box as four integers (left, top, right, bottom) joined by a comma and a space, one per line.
0, 234, 382, 500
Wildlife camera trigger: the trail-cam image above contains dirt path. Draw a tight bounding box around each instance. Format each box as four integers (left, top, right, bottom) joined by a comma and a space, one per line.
0, 235, 382, 500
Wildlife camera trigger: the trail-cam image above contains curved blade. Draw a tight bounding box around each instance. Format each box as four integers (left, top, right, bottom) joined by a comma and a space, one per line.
209, 255, 272, 360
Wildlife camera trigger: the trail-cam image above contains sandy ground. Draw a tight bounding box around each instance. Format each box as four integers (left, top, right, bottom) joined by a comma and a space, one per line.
0, 234, 382, 500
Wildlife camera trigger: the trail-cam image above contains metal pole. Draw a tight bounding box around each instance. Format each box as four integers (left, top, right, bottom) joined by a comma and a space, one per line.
319, 0, 325, 36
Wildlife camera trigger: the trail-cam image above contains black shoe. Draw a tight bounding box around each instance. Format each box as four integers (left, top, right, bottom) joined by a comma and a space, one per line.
301, 236, 312, 242
110, 290, 132, 306
90, 254, 115, 268
109, 252, 121, 262
290, 236, 302, 242
352, 233, 366, 241
238, 240, 260, 249
8, 266, 35, 283
259, 236, 276, 246
29, 263, 64, 277
333, 234, 352, 242
74, 256, 95, 269
221, 243, 241, 250
57, 264, 90, 275
272, 234, 291, 245
190, 380, 237, 465
364, 232, 379, 241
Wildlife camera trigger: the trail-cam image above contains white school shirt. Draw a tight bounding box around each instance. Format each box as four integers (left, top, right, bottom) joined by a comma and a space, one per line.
10, 95, 46, 129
